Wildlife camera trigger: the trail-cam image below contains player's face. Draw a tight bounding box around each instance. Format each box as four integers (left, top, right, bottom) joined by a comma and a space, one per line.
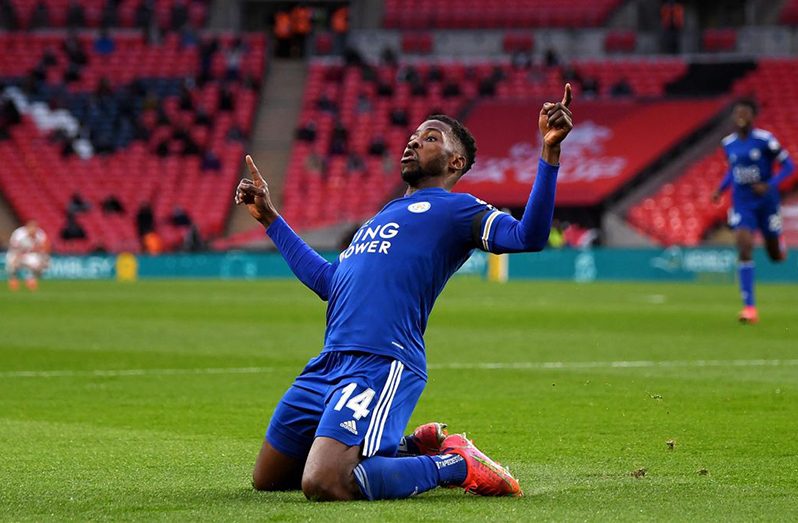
732, 104, 754, 130
400, 121, 453, 186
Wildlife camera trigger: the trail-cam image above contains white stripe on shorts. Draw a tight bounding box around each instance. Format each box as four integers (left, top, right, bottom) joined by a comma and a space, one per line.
362, 360, 403, 457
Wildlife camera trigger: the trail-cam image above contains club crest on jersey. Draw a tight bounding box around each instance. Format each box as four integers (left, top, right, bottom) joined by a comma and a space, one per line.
408, 202, 431, 213
749, 148, 761, 160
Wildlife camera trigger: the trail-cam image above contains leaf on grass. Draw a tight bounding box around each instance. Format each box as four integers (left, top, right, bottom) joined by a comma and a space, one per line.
631, 468, 647, 478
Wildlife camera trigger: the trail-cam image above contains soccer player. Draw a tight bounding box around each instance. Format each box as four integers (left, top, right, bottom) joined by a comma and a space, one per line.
235, 85, 574, 501
711, 99, 794, 324
6, 220, 50, 291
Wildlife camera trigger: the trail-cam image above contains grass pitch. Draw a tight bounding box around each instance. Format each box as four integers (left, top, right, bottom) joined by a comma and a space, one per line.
1, 278, 797, 521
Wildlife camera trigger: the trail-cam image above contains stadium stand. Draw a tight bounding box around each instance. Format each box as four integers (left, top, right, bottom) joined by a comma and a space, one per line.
626, 59, 798, 246
0, 31, 265, 253
382, 0, 624, 29
3, 0, 207, 30
270, 57, 688, 232
780, 0, 798, 25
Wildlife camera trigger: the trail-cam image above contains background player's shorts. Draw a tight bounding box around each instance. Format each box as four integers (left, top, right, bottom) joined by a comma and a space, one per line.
728, 199, 782, 238
6, 252, 47, 272
265, 350, 425, 461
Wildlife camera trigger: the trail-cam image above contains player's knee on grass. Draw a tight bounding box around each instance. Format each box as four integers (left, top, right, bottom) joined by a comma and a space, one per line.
301, 438, 362, 501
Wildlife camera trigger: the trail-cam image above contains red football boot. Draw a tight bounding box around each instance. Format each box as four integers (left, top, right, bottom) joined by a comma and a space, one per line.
739, 306, 759, 324
440, 433, 522, 497
403, 422, 448, 456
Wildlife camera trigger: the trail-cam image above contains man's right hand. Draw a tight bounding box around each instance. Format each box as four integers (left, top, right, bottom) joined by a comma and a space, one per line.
235, 155, 279, 227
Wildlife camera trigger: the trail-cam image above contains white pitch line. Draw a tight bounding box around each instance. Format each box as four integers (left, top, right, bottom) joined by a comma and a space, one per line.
1, 359, 797, 379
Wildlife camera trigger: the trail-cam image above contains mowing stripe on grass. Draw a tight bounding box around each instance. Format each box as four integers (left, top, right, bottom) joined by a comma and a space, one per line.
2, 359, 798, 379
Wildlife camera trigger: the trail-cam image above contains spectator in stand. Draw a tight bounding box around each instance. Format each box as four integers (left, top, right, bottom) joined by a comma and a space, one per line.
329, 120, 348, 156
377, 81, 394, 98
183, 224, 204, 252
0, 0, 20, 30
547, 219, 566, 248
94, 29, 116, 55
511, 50, 533, 70
66, 0, 86, 28
442, 81, 461, 99
661, 0, 684, 54
427, 65, 444, 83
305, 150, 326, 177
581, 76, 600, 98
63, 34, 88, 66
226, 124, 246, 142
315, 92, 338, 114
179, 81, 195, 111
171, 0, 189, 30
380, 46, 398, 67
142, 231, 163, 254
368, 135, 387, 157
100, 0, 118, 29
135, 0, 153, 29
171, 206, 192, 227
101, 194, 125, 214
67, 193, 91, 215
274, 10, 293, 58
347, 153, 365, 172
197, 38, 219, 85
296, 120, 317, 143
610, 77, 634, 97
30, 0, 49, 29
398, 65, 421, 85
218, 84, 235, 112
291, 5, 312, 58
201, 150, 221, 172
478, 77, 497, 97
136, 202, 154, 238
61, 212, 87, 240
331, 6, 349, 55
225, 37, 247, 81
390, 107, 409, 127
356, 92, 372, 114
544, 48, 560, 68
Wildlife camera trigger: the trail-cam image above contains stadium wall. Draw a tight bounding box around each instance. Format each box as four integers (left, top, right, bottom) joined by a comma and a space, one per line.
2, 249, 797, 282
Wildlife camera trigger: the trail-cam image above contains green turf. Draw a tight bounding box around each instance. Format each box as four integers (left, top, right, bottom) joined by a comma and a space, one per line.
1, 278, 797, 521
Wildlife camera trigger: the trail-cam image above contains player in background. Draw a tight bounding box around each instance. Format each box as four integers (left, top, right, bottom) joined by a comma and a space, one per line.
6, 221, 50, 291
712, 99, 795, 324
236, 85, 573, 501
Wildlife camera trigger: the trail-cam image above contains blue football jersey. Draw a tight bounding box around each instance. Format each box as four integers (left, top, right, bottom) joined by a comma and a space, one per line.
722, 128, 789, 206
321, 188, 503, 380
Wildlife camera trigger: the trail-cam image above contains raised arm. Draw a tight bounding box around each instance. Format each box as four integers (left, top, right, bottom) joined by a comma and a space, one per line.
235, 155, 336, 300
481, 85, 573, 253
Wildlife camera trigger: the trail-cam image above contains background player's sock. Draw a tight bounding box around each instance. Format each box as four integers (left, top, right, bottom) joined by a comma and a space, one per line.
353, 454, 467, 500
739, 261, 755, 306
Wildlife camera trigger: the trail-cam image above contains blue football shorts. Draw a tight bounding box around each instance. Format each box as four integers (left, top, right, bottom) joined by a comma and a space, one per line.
265, 350, 425, 461
728, 197, 782, 238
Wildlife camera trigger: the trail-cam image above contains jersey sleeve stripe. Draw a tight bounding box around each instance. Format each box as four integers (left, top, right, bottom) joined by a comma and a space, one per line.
481, 210, 502, 251
362, 360, 402, 457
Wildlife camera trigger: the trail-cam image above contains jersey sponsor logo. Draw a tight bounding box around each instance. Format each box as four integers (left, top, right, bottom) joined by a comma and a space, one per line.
340, 222, 400, 261
749, 148, 761, 161
339, 420, 359, 435
733, 165, 761, 184
408, 202, 431, 213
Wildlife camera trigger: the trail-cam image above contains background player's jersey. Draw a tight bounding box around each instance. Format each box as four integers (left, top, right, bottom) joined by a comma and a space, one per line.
321, 188, 501, 380
722, 128, 789, 207
9, 226, 47, 254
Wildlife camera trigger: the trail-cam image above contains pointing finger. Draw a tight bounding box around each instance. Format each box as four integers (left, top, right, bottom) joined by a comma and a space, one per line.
561, 83, 572, 108
246, 155, 264, 186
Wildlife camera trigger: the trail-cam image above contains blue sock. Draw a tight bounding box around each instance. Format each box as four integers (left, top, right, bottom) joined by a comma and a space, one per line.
353, 454, 467, 500
739, 261, 755, 306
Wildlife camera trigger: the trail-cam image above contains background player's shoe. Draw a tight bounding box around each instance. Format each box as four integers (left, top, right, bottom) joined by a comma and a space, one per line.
440, 433, 522, 497
8, 278, 20, 291
739, 306, 759, 324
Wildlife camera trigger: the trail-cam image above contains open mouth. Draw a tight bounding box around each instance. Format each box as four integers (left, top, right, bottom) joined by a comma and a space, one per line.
401, 153, 417, 163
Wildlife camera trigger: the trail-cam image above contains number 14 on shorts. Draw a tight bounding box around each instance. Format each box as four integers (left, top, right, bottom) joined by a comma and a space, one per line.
334, 383, 375, 420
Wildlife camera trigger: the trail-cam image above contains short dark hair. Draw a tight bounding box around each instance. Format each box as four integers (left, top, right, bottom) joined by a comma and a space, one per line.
427, 114, 477, 174
735, 97, 758, 115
